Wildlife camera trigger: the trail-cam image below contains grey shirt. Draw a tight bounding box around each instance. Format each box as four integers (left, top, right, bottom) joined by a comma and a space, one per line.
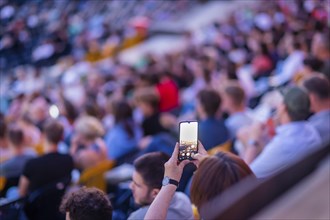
128, 192, 194, 220
0, 154, 36, 178
309, 110, 330, 146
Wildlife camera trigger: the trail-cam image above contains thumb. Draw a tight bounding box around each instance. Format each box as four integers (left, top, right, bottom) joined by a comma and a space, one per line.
192, 153, 206, 161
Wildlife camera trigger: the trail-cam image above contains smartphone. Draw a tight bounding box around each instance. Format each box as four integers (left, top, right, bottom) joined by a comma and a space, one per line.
178, 121, 198, 161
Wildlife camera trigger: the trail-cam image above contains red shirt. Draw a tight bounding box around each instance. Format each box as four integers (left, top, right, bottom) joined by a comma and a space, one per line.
156, 79, 179, 112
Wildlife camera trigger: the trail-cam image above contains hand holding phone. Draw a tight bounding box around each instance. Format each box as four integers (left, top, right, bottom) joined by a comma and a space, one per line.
178, 121, 198, 161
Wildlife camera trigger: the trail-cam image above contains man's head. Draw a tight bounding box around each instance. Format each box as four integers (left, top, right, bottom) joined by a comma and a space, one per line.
134, 87, 160, 117
130, 152, 170, 206
197, 89, 221, 119
222, 82, 246, 114
43, 119, 64, 145
276, 86, 311, 124
60, 187, 112, 220
7, 123, 24, 148
303, 75, 330, 113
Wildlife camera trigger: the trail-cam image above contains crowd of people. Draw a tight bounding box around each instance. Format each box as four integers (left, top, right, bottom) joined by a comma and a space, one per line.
0, 0, 329, 219
0, 0, 196, 70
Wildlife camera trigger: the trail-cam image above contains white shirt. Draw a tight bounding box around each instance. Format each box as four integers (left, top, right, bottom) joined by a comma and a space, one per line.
271, 50, 304, 86
250, 121, 322, 178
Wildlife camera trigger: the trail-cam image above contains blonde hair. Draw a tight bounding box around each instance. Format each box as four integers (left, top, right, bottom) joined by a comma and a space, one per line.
74, 116, 104, 140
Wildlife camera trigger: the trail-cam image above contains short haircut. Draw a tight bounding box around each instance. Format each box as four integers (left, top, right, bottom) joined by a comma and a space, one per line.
133, 152, 170, 190
224, 83, 246, 107
134, 87, 160, 111
60, 187, 112, 220
197, 89, 221, 117
191, 152, 254, 208
281, 86, 311, 122
303, 75, 330, 100
7, 123, 24, 146
43, 119, 64, 144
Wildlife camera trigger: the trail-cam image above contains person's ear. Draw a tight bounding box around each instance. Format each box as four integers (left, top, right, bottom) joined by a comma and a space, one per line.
151, 188, 160, 199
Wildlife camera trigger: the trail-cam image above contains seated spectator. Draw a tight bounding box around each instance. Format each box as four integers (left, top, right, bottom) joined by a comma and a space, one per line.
269, 37, 305, 87
293, 56, 324, 84
60, 187, 113, 220
19, 120, 73, 194
144, 142, 254, 219
19, 119, 74, 220
128, 152, 193, 220
105, 100, 142, 160
238, 86, 322, 178
156, 72, 180, 113
134, 87, 168, 136
222, 82, 253, 138
303, 75, 330, 146
196, 89, 229, 150
0, 123, 36, 179
70, 116, 107, 171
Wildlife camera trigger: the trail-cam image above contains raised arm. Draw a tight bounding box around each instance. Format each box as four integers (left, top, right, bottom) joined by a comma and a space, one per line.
144, 143, 189, 220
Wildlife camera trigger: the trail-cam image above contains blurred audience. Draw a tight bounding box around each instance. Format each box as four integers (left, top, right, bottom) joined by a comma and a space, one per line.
0, 0, 328, 219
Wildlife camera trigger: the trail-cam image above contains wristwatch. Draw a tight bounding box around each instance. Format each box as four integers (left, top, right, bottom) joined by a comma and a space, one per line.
162, 176, 179, 187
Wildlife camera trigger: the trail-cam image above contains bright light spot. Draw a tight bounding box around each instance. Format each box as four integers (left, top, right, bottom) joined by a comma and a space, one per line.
49, 105, 60, 118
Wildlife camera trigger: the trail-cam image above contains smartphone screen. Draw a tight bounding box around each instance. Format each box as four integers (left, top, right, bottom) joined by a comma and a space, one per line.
178, 121, 198, 161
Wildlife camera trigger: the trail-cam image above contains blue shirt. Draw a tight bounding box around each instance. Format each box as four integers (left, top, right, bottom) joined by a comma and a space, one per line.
309, 110, 330, 146
199, 117, 229, 151
251, 121, 322, 178
105, 122, 142, 160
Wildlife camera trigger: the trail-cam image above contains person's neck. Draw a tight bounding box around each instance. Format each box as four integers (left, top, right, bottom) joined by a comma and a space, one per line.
314, 102, 330, 113
230, 106, 245, 115
44, 142, 58, 154
13, 146, 25, 156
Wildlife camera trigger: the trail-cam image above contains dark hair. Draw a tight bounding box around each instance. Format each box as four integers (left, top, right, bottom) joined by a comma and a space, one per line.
112, 100, 134, 137
133, 152, 170, 190
303, 76, 330, 100
303, 56, 323, 72
197, 89, 221, 117
60, 187, 112, 220
43, 119, 63, 144
63, 99, 78, 122
7, 123, 24, 146
191, 152, 254, 209
0, 113, 6, 139
224, 83, 246, 107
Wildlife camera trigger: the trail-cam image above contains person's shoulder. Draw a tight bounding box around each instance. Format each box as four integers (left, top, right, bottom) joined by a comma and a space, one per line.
173, 191, 191, 204
127, 206, 149, 220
